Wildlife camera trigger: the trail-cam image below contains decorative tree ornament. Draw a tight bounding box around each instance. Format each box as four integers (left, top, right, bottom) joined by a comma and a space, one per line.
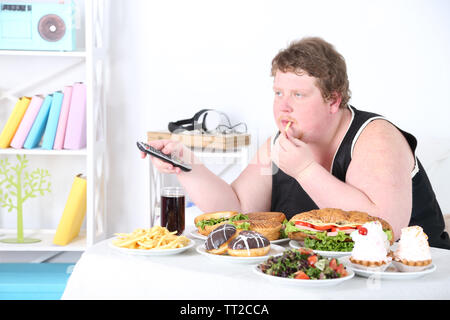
0, 155, 51, 243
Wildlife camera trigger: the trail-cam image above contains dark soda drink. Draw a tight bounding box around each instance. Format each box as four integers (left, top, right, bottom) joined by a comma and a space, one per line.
160, 187, 185, 235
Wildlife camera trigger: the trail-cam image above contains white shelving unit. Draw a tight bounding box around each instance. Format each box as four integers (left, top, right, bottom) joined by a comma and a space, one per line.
0, 50, 87, 58
0, 148, 87, 156
0, 0, 109, 255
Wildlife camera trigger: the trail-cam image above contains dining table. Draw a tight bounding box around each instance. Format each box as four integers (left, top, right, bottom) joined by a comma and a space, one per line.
62, 206, 450, 301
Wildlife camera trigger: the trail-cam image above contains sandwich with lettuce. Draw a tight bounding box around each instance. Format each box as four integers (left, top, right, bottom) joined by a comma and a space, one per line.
286, 208, 394, 252
194, 211, 249, 236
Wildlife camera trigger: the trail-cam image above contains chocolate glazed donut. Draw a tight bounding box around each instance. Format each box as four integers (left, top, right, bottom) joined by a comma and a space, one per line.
227, 231, 271, 257
205, 224, 238, 255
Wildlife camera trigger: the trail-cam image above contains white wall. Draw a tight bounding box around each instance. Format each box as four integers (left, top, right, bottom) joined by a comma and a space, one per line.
106, 0, 450, 234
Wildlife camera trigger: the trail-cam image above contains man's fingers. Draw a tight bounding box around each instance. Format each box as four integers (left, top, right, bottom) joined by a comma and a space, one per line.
162, 141, 182, 156
148, 139, 175, 151
278, 134, 295, 151
147, 140, 164, 150
161, 145, 174, 155
151, 157, 173, 170
286, 134, 304, 147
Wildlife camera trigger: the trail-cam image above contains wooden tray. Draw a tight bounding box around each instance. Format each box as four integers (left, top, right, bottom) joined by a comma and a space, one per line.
147, 131, 250, 151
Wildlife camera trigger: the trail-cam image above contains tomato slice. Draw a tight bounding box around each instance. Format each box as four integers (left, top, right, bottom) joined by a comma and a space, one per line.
297, 248, 314, 256
294, 271, 310, 280
307, 255, 318, 266
332, 225, 360, 232
336, 263, 348, 277
312, 225, 334, 231
295, 221, 359, 232
294, 221, 314, 228
329, 258, 338, 271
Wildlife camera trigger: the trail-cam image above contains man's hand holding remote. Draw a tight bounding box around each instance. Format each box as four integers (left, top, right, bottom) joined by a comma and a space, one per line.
140, 140, 193, 173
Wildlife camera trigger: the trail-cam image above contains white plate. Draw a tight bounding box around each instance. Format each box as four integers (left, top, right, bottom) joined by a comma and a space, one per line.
270, 238, 290, 244
289, 240, 352, 258
189, 227, 290, 244
253, 264, 354, 287
189, 228, 207, 240
196, 244, 286, 264
108, 238, 195, 256
340, 256, 437, 280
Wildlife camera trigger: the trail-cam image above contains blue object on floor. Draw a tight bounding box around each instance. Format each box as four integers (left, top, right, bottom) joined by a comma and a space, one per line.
0, 263, 74, 300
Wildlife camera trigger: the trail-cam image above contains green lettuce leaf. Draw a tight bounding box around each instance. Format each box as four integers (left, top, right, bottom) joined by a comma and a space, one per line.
229, 213, 249, 222
232, 221, 251, 230
284, 221, 299, 234
304, 234, 354, 252
279, 219, 290, 238
286, 220, 393, 251
195, 213, 249, 230
286, 222, 353, 252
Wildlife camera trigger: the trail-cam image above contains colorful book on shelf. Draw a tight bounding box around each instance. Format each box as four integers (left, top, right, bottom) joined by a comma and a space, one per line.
23, 94, 53, 149
10, 95, 44, 149
53, 174, 87, 246
53, 86, 73, 150
41, 91, 64, 150
63, 82, 86, 150
0, 96, 32, 148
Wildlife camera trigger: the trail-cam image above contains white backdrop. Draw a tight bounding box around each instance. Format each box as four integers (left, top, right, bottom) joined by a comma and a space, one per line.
105, 0, 450, 234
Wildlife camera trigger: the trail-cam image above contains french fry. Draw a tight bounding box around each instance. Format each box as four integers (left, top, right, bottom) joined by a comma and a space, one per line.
113, 226, 190, 250
284, 121, 292, 132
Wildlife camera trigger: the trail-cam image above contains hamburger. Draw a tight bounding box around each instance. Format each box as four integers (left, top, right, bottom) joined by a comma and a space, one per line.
194, 211, 248, 236
285, 208, 394, 252
232, 219, 282, 241
247, 212, 286, 223
231, 212, 287, 241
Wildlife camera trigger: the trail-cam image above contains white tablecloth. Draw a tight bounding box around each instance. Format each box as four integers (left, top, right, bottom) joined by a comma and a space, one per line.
62, 207, 450, 300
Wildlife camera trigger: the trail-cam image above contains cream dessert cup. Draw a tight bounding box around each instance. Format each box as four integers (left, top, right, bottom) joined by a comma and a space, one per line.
349, 221, 392, 272
393, 226, 432, 272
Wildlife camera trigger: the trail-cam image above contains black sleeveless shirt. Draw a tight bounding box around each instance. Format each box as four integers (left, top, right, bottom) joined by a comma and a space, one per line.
271, 105, 450, 249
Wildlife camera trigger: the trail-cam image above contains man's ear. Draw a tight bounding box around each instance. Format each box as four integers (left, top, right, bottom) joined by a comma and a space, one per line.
328, 92, 342, 114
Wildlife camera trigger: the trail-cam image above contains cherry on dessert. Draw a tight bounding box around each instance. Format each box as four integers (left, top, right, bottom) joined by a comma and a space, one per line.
358, 227, 368, 235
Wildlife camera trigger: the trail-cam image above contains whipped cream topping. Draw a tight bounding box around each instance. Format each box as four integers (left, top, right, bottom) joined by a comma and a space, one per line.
394, 226, 431, 262
350, 221, 390, 262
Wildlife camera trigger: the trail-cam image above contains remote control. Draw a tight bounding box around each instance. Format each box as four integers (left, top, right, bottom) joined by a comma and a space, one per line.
137, 141, 192, 172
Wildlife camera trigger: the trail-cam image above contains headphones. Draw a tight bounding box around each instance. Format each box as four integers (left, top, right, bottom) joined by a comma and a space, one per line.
168, 109, 233, 134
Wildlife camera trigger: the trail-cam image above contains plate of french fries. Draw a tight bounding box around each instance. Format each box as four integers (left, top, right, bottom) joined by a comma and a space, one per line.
109, 226, 194, 256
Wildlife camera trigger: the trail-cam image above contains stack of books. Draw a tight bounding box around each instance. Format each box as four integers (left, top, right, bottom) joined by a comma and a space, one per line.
0, 82, 87, 150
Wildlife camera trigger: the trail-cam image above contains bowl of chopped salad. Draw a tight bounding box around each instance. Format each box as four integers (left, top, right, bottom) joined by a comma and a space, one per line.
253, 248, 354, 287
